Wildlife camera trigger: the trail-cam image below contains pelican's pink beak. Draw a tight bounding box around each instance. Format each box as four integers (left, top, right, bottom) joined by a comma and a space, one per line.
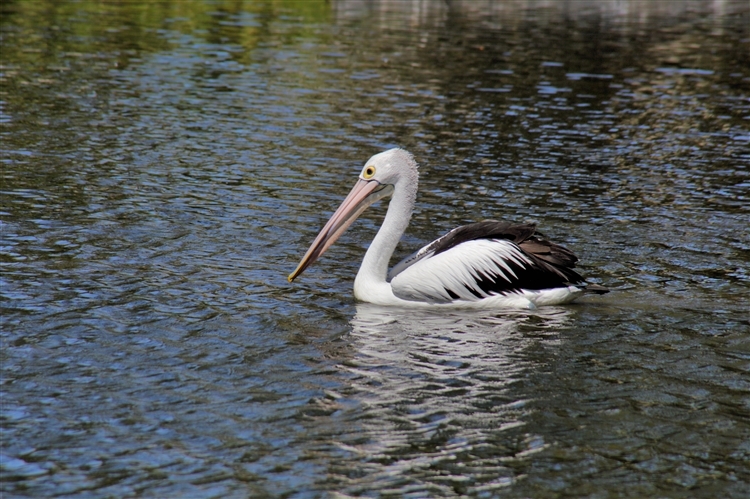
288, 179, 393, 282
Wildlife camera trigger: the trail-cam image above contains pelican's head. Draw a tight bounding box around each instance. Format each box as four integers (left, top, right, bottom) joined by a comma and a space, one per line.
288, 148, 418, 282
357, 148, 418, 186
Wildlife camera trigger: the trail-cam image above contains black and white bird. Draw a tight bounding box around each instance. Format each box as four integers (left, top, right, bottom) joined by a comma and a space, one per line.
288, 148, 608, 309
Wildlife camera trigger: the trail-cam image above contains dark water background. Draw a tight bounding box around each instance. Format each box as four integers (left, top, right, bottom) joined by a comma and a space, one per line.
1, 0, 749, 497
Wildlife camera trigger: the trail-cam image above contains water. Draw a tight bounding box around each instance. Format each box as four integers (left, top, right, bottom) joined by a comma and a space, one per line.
1, 0, 749, 497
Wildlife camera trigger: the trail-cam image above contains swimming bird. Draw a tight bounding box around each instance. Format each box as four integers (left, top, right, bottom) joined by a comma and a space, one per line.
288, 148, 608, 309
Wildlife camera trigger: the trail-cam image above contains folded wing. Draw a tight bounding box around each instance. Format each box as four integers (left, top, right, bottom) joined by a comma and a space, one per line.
389, 220, 589, 303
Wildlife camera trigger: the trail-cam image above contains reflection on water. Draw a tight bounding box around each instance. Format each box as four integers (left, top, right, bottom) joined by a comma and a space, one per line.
1, 0, 749, 497
329, 305, 571, 494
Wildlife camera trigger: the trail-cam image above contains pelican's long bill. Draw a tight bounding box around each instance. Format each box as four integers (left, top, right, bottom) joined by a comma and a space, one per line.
288, 178, 394, 282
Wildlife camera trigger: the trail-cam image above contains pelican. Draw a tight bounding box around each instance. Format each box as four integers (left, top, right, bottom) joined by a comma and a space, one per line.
288, 148, 609, 309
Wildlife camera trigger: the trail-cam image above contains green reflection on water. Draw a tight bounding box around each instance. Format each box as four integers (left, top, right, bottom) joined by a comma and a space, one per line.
1, 0, 331, 64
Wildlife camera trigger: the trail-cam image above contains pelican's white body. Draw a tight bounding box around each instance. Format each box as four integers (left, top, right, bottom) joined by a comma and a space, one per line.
353, 230, 584, 310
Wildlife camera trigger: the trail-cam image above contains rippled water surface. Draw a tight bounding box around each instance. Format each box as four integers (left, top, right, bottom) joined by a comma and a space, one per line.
2, 1, 749, 497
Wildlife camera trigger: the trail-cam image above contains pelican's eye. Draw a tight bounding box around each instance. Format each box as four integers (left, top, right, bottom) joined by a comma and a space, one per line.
363, 165, 376, 179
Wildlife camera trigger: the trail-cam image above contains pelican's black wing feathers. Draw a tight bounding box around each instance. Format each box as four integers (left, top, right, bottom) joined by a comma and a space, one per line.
388, 220, 607, 303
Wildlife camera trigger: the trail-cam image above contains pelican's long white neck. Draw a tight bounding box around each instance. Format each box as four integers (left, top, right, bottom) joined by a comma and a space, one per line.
353, 156, 418, 302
